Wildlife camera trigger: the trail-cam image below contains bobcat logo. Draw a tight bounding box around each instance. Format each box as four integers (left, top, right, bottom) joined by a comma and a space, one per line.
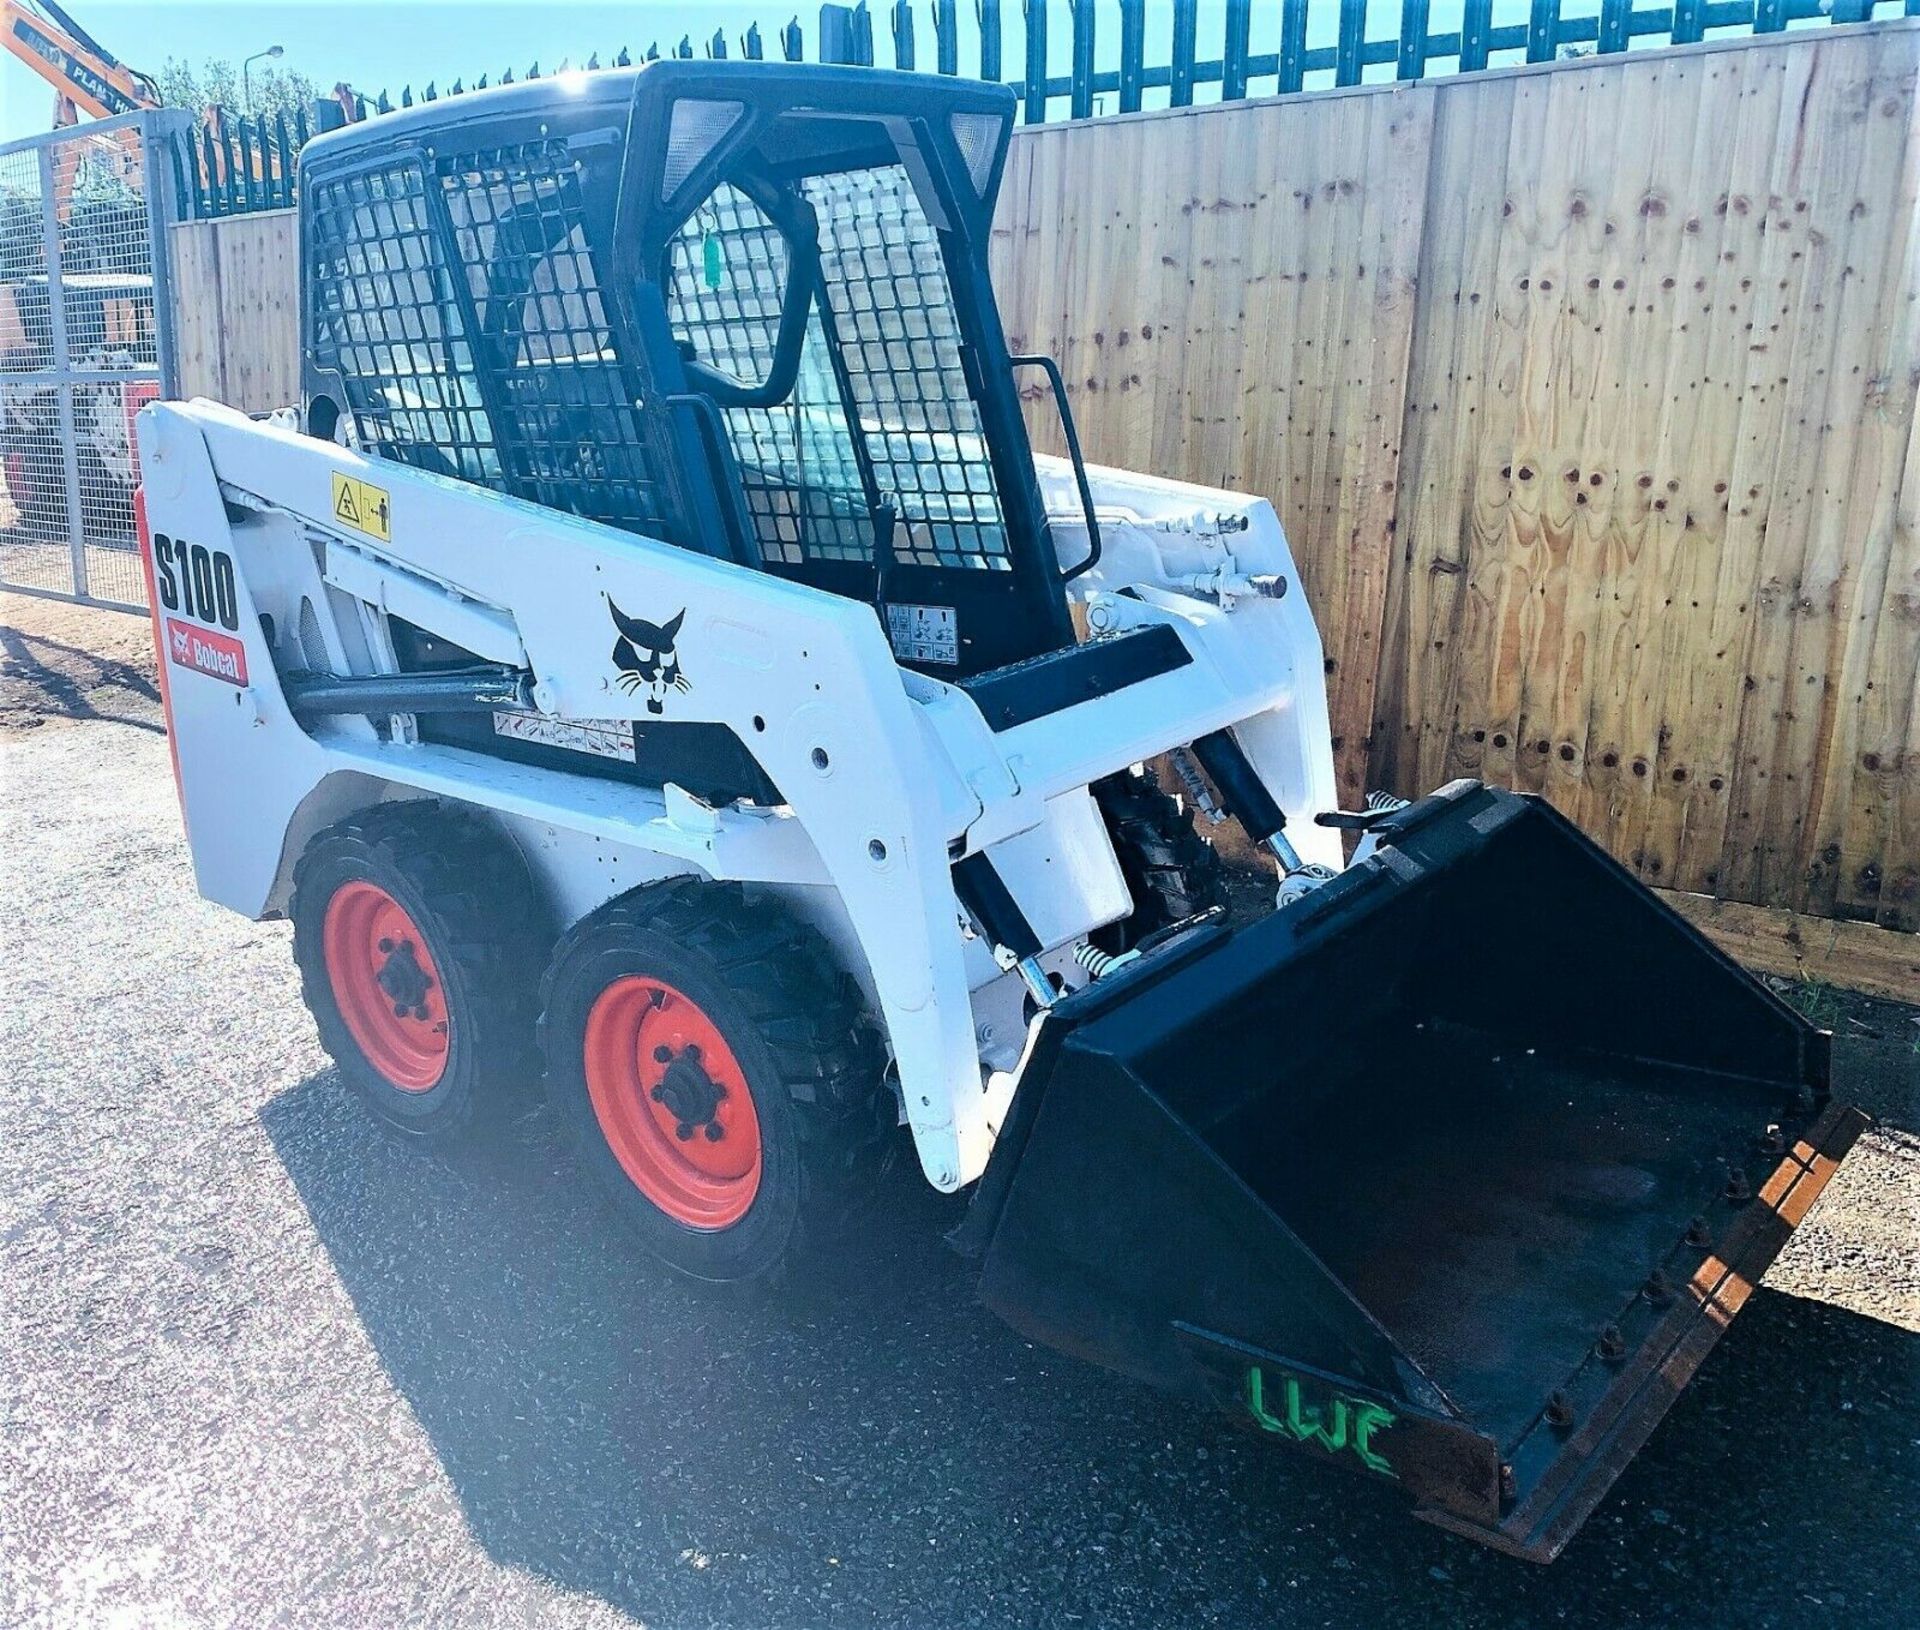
609, 601, 690, 715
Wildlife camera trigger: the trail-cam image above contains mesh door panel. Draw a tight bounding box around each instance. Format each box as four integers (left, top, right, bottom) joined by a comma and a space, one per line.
804, 166, 1009, 572
664, 185, 870, 567
440, 142, 668, 531
307, 161, 500, 486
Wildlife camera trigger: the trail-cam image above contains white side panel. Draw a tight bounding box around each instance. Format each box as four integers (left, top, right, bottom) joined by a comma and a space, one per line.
987, 788, 1130, 946
149, 401, 994, 1193
137, 407, 334, 916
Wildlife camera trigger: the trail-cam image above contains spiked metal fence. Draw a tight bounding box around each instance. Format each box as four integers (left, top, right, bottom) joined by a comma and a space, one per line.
171, 0, 1919, 218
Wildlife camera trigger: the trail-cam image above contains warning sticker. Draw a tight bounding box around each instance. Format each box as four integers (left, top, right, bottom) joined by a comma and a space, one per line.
330, 471, 391, 542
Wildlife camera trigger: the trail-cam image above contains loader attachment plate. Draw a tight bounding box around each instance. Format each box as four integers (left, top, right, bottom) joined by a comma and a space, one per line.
965, 781, 1867, 1562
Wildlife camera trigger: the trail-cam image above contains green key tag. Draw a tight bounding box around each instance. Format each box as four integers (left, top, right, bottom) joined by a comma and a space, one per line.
702, 231, 725, 291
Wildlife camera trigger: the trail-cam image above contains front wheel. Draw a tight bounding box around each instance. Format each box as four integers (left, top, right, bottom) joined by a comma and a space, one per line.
1092, 767, 1227, 951
539, 880, 887, 1285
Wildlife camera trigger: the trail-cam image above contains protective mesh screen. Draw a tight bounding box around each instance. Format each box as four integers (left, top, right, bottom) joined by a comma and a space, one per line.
0, 382, 71, 589
439, 141, 667, 530
804, 165, 1008, 572
306, 161, 500, 486
664, 184, 869, 566
2, 126, 158, 609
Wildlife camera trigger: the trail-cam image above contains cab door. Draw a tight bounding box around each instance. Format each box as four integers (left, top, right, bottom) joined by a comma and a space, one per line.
659, 157, 1074, 678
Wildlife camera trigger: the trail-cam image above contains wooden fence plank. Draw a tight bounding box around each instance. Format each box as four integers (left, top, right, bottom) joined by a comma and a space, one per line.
1676, 40, 1825, 899
1373, 72, 1519, 798
1635, 41, 1793, 896
1764, 40, 1916, 914
1656, 889, 1920, 1000
1717, 33, 1899, 907
166, 218, 226, 403
168, 210, 297, 412
1329, 87, 1435, 793
1825, 44, 1920, 931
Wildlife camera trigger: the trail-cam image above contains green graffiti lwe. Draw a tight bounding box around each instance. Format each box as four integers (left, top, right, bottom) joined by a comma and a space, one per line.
1246, 1366, 1397, 1478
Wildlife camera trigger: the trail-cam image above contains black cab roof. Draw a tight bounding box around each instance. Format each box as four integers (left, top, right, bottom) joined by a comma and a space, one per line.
299, 58, 1017, 179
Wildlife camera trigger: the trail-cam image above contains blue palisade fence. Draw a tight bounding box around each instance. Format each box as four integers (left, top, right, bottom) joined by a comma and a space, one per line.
176, 0, 1917, 216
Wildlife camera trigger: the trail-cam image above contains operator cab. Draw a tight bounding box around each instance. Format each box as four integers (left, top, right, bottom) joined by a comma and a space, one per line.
299, 61, 1087, 679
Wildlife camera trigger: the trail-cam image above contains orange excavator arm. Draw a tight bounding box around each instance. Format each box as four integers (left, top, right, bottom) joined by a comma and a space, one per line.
4, 0, 159, 124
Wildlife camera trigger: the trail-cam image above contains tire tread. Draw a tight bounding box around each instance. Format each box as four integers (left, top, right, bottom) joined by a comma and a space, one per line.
291, 799, 545, 1137
1093, 769, 1227, 947
537, 878, 888, 1280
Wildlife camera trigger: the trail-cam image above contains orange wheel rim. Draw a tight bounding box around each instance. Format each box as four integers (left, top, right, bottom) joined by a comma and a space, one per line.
582, 977, 762, 1230
322, 881, 451, 1092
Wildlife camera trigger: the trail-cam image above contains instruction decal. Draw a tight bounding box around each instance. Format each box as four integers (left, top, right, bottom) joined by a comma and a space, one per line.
331, 471, 391, 543
886, 602, 959, 666
609, 601, 690, 716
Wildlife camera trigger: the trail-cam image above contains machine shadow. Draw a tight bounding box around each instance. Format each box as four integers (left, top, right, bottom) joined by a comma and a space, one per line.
0, 620, 165, 733
261, 1068, 1920, 1628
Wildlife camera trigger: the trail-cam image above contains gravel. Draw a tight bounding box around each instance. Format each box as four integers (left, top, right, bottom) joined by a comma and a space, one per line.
2, 601, 1916, 1629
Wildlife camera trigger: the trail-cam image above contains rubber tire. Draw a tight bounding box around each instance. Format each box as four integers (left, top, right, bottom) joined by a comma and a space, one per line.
291, 800, 546, 1140
539, 879, 887, 1287
1093, 768, 1228, 952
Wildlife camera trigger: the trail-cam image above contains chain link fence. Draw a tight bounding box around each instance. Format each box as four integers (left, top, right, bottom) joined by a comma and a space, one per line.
1, 111, 186, 613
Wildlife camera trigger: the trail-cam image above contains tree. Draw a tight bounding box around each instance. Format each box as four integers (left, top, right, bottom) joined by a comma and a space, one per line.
155, 56, 317, 120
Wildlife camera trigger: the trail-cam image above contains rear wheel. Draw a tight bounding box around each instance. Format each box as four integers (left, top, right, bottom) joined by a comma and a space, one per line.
540, 880, 887, 1285
292, 802, 545, 1138
1093, 768, 1227, 952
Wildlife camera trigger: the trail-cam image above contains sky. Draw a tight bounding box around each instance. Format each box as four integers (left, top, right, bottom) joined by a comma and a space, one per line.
0, 0, 1558, 143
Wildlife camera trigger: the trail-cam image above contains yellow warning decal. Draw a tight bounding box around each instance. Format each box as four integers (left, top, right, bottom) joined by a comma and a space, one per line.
330, 471, 391, 543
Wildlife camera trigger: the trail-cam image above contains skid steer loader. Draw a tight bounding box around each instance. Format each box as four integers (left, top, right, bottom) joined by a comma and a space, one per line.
136, 62, 1866, 1562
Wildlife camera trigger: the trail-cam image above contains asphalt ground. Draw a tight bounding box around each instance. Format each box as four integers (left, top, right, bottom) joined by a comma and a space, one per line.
3, 594, 1917, 1629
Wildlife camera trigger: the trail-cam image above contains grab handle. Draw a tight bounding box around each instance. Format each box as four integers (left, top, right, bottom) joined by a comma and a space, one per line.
1010, 353, 1103, 583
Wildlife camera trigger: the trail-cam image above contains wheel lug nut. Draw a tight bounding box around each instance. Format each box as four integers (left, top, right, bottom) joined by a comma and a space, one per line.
653, 1045, 673, 1063
650, 1085, 665, 1102
378, 938, 394, 953
675, 1123, 694, 1141
704, 1122, 724, 1142
393, 1003, 408, 1019
684, 1043, 701, 1061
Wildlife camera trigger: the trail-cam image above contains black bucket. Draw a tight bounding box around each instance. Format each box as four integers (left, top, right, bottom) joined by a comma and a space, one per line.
963, 781, 1866, 1561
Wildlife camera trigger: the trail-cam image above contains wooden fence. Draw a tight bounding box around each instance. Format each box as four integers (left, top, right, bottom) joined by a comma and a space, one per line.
168, 23, 1920, 956
996, 22, 1920, 937
169, 209, 300, 418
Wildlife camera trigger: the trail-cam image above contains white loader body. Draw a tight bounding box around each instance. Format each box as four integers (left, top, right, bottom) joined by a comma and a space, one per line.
138, 396, 1339, 1192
